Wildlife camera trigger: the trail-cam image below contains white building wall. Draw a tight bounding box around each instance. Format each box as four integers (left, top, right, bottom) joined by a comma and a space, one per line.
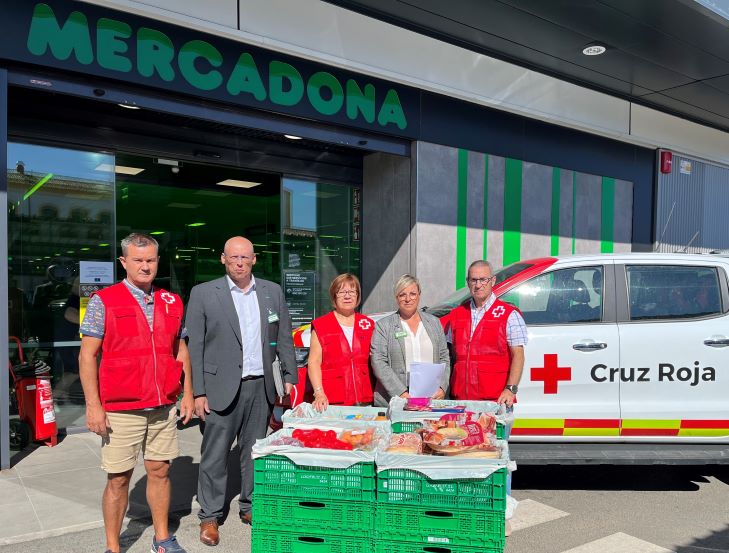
83, 0, 729, 166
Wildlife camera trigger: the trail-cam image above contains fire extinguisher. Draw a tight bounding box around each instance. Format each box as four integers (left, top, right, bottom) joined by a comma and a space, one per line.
8, 336, 58, 448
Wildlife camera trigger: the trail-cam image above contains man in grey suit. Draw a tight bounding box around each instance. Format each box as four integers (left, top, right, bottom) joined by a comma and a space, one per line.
186, 236, 296, 546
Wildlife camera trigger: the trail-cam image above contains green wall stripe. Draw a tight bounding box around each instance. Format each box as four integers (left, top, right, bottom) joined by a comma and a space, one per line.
550, 168, 560, 255
483, 154, 489, 259
456, 149, 468, 287
503, 158, 522, 266
601, 176, 615, 253
571, 171, 577, 254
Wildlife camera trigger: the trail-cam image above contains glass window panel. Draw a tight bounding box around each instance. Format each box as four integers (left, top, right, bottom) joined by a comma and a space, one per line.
501, 266, 603, 324
627, 265, 721, 320
7, 142, 115, 430
282, 178, 361, 327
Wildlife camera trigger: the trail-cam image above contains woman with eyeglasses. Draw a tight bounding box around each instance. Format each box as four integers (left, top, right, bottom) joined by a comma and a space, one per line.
370, 274, 450, 407
307, 273, 375, 412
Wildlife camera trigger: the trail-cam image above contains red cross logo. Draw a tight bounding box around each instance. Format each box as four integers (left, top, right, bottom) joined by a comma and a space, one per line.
492, 305, 505, 318
159, 292, 176, 304
358, 319, 372, 330
531, 354, 571, 394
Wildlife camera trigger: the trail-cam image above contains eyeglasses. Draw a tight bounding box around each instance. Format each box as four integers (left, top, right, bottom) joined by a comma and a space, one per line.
336, 290, 358, 297
224, 253, 255, 263
468, 276, 495, 286
397, 292, 419, 300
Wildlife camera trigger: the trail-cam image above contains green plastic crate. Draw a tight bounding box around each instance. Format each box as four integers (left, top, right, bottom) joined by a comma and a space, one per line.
373, 538, 503, 553
252, 527, 369, 553
253, 455, 375, 501
253, 494, 373, 532
391, 420, 505, 439
376, 467, 507, 510
375, 502, 505, 548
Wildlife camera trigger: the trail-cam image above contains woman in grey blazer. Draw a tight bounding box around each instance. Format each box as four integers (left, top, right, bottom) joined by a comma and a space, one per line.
370, 274, 451, 407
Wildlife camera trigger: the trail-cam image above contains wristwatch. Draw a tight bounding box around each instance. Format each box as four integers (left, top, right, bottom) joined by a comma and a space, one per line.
504, 384, 518, 394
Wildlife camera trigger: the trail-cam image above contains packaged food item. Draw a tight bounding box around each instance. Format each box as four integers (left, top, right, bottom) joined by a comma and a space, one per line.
339, 427, 376, 449
268, 436, 304, 447
375, 411, 387, 421
291, 428, 353, 450
385, 432, 423, 454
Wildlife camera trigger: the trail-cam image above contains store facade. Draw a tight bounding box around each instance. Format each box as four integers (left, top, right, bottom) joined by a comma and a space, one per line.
1, 0, 656, 466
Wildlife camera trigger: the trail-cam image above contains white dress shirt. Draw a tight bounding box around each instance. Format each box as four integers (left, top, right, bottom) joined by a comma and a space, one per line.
226, 275, 264, 378
400, 317, 434, 373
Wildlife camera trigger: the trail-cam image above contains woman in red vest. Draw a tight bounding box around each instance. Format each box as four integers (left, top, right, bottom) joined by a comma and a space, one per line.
308, 274, 375, 411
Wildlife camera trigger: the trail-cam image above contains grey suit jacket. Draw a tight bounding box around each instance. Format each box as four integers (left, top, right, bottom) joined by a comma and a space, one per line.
370, 311, 450, 407
185, 276, 297, 411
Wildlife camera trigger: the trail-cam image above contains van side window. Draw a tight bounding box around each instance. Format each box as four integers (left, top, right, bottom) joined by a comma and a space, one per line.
626, 265, 722, 321
501, 266, 603, 325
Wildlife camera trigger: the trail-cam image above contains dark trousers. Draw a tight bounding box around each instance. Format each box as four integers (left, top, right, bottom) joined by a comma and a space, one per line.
197, 377, 271, 521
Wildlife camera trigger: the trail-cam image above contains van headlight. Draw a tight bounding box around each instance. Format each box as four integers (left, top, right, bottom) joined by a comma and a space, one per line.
294, 347, 309, 368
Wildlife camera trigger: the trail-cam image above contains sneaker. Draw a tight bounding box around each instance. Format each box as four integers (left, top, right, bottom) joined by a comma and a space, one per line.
151, 535, 187, 553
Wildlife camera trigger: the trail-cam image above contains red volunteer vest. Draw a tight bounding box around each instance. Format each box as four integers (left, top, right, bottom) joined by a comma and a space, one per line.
96, 282, 184, 411
448, 298, 517, 400
311, 311, 375, 405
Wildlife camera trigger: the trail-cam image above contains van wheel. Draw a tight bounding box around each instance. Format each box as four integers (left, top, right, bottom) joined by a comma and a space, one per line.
9, 419, 30, 450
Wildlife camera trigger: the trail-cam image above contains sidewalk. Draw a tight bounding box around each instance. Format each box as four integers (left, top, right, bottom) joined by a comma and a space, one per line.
0, 422, 249, 549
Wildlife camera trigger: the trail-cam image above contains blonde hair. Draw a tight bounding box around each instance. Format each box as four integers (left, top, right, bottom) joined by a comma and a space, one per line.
394, 274, 421, 298
329, 273, 361, 308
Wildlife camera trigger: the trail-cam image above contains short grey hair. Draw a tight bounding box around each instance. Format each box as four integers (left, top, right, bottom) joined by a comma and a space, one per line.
121, 233, 159, 256
394, 274, 421, 298
467, 260, 493, 280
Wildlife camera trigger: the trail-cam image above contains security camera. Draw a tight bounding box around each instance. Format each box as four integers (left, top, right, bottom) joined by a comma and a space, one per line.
16, 161, 25, 175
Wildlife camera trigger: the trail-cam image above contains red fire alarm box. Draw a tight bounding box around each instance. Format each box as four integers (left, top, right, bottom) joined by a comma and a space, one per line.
660, 150, 673, 174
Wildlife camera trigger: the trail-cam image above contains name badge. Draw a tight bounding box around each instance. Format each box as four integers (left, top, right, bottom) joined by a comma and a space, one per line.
395, 331, 408, 339
268, 313, 279, 323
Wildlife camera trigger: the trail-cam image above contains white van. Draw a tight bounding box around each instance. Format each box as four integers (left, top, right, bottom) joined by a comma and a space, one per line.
292, 253, 729, 462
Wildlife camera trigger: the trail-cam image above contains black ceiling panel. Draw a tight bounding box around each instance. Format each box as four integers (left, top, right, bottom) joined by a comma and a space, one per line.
326, 0, 729, 133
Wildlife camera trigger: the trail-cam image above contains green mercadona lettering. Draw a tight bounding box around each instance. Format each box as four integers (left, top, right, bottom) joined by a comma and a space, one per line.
26, 3, 407, 130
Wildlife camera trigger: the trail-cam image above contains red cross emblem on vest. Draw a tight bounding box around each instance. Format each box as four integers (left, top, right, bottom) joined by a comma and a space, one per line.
491, 305, 505, 318
358, 318, 372, 330
159, 292, 176, 304
531, 353, 571, 394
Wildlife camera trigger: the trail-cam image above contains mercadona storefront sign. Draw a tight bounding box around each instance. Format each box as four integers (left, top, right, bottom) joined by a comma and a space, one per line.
0, 1, 420, 138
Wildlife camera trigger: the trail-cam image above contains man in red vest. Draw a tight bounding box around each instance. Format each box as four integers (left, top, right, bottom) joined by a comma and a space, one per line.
446, 260, 526, 405
79, 233, 194, 553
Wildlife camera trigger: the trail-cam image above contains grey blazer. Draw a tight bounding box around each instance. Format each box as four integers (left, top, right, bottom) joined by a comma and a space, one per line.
185, 276, 297, 411
370, 311, 450, 407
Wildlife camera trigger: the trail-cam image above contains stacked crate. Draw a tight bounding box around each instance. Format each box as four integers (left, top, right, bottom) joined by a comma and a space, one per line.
378, 400, 509, 553
252, 409, 387, 552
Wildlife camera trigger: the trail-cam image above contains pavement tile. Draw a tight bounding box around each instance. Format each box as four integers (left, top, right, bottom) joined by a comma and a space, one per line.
511, 498, 569, 532
559, 532, 675, 553
0, 501, 42, 540
0, 477, 31, 507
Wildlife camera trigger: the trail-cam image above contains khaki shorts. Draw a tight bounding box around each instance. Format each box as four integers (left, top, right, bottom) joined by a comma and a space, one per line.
101, 405, 179, 473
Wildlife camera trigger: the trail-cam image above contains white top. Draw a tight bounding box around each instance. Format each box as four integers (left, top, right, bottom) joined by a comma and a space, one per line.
339, 323, 354, 349
226, 275, 264, 378
400, 317, 433, 373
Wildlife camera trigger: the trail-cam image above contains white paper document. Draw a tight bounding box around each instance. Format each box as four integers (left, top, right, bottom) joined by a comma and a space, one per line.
409, 362, 446, 397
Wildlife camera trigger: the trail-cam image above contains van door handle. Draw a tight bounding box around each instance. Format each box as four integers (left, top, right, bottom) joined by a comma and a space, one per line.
704, 336, 729, 347
572, 341, 607, 351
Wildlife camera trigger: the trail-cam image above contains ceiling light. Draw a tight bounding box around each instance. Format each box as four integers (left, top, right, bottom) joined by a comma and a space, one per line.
156, 158, 180, 167
118, 103, 141, 110
98, 243, 110, 246
284, 134, 302, 140
186, 222, 206, 227
95, 163, 145, 175
217, 179, 262, 189
149, 231, 165, 235
582, 44, 606, 56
